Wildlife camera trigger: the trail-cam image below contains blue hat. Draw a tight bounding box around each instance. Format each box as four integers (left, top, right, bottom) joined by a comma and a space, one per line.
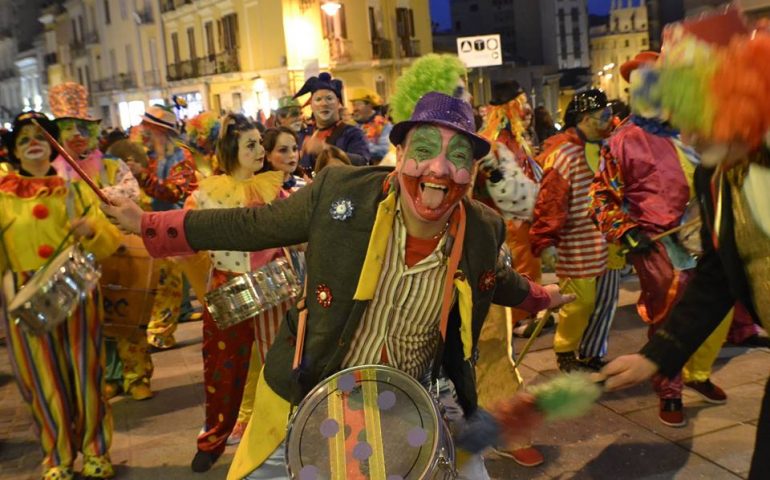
293, 72, 343, 101
389, 92, 490, 159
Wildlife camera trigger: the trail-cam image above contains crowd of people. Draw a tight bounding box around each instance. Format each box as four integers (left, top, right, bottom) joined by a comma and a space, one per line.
0, 4, 769, 480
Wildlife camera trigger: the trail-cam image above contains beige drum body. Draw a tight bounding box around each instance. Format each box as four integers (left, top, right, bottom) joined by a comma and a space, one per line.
204, 255, 303, 330
286, 365, 456, 480
9, 245, 100, 334
100, 234, 161, 338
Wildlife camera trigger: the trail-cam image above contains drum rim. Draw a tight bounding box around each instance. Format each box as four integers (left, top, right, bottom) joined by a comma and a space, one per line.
285, 364, 443, 479
9, 245, 88, 309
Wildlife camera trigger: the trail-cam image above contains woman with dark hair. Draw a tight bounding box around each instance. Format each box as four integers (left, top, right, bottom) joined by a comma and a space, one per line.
1, 111, 121, 480
533, 106, 558, 146
185, 113, 288, 473
314, 144, 351, 173
261, 126, 308, 195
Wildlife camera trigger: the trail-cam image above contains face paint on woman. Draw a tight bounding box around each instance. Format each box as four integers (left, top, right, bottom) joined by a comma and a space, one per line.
59, 119, 99, 159
397, 124, 474, 222
14, 124, 52, 165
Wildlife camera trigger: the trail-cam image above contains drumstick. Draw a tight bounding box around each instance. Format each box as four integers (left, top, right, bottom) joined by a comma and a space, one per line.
618, 218, 701, 255
31, 118, 113, 205
514, 308, 553, 367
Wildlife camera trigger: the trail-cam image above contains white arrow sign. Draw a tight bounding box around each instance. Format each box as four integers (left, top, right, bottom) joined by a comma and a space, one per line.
457, 34, 503, 68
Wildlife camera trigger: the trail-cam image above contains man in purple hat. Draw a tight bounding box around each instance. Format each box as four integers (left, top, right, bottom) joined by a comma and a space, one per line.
294, 72, 371, 172
103, 92, 574, 478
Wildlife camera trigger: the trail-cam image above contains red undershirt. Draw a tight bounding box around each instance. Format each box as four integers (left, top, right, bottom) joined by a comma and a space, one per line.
404, 234, 441, 268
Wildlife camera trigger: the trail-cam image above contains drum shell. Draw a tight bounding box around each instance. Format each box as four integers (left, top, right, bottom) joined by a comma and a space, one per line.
99, 235, 161, 338
9, 247, 101, 334
204, 256, 302, 330
285, 365, 456, 479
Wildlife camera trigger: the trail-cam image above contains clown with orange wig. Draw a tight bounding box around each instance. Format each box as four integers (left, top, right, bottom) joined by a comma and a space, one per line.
602, 6, 770, 477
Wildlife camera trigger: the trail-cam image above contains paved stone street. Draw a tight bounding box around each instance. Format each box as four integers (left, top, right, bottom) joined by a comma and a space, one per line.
1, 276, 768, 479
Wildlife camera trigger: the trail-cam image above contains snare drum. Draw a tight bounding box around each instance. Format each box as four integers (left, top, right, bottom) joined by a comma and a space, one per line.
286, 365, 456, 480
204, 256, 303, 330
100, 234, 162, 338
9, 245, 101, 334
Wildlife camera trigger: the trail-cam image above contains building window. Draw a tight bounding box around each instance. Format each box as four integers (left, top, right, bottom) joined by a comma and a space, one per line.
368, 7, 378, 40
187, 27, 196, 59
625, 39, 630, 47
103, 0, 111, 25
125, 44, 134, 73
322, 4, 347, 39
171, 32, 180, 64
119, 0, 127, 20
205, 22, 215, 58
218, 13, 239, 51
571, 7, 579, 24
641, 37, 647, 46
71, 19, 78, 42
470, 4, 478, 12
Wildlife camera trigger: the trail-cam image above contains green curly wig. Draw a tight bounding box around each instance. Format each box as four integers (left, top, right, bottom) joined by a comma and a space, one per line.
389, 54, 467, 123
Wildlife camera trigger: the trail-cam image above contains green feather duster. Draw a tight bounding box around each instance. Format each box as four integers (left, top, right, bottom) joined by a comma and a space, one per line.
529, 372, 602, 421
389, 54, 467, 123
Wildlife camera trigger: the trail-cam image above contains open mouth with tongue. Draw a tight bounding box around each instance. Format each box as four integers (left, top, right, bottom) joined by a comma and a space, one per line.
401, 174, 467, 222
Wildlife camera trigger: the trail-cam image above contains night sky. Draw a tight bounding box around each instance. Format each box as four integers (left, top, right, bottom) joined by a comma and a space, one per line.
429, 0, 613, 31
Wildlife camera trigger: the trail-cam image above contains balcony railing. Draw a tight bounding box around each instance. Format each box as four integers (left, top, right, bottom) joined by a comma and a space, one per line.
94, 73, 137, 92
84, 31, 99, 44
371, 38, 393, 60
70, 40, 86, 57
399, 38, 420, 58
144, 69, 160, 87
328, 37, 352, 63
166, 49, 240, 81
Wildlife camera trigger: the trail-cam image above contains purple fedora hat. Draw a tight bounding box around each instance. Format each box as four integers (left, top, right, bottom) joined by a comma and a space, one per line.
390, 92, 490, 159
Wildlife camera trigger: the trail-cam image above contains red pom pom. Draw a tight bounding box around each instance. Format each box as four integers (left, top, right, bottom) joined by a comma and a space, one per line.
37, 244, 55, 259
32, 204, 49, 220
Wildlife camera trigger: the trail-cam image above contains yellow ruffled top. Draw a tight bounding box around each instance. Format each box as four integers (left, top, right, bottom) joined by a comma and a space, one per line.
188, 171, 284, 274
0, 171, 121, 273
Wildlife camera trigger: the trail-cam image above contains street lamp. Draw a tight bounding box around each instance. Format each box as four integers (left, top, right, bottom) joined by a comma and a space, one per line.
321, 1, 341, 16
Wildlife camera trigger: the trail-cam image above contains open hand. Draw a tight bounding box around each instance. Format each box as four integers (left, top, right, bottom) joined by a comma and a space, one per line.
101, 196, 144, 235
600, 354, 659, 391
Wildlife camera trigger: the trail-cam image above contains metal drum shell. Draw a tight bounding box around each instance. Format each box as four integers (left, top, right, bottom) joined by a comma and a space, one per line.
8, 246, 101, 334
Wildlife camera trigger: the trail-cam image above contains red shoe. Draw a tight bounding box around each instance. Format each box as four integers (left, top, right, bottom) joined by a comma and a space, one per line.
659, 398, 687, 427
685, 379, 727, 405
493, 446, 544, 467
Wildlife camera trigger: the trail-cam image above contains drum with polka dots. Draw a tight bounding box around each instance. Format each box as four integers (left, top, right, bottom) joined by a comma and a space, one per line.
286, 365, 456, 479
9, 245, 100, 334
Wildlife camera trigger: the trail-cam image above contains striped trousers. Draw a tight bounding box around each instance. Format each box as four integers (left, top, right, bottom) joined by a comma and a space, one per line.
578, 268, 622, 359
4, 278, 112, 472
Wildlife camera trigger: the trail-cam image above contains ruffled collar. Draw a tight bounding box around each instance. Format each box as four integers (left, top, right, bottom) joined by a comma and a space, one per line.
0, 171, 67, 198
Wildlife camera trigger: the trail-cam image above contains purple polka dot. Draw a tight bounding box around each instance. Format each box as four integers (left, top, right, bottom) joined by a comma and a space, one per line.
407, 427, 428, 447
338, 374, 356, 393
352, 442, 373, 460
319, 418, 339, 438
299, 465, 318, 480
377, 390, 396, 410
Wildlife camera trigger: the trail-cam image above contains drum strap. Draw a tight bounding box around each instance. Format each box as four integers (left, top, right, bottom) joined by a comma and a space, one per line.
287, 246, 309, 372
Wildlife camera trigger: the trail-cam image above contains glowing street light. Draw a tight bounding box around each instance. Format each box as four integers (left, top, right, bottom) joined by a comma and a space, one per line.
321, 1, 341, 16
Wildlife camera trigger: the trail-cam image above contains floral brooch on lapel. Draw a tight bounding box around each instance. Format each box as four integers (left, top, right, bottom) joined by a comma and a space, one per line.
479, 270, 496, 292
316, 284, 333, 308
329, 198, 354, 221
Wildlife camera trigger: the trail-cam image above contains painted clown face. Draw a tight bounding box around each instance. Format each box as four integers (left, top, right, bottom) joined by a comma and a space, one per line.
397, 124, 474, 223
13, 124, 52, 168
58, 119, 99, 160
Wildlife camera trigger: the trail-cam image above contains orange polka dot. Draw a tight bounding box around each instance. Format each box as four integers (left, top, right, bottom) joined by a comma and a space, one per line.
32, 204, 49, 219
207, 386, 216, 393
218, 413, 224, 422
207, 435, 218, 443
217, 341, 226, 350
37, 244, 55, 259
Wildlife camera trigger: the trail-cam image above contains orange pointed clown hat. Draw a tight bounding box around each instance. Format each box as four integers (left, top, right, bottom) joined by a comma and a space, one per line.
48, 82, 99, 123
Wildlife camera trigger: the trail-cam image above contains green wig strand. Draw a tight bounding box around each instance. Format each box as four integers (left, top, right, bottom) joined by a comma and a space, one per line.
389, 54, 467, 123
